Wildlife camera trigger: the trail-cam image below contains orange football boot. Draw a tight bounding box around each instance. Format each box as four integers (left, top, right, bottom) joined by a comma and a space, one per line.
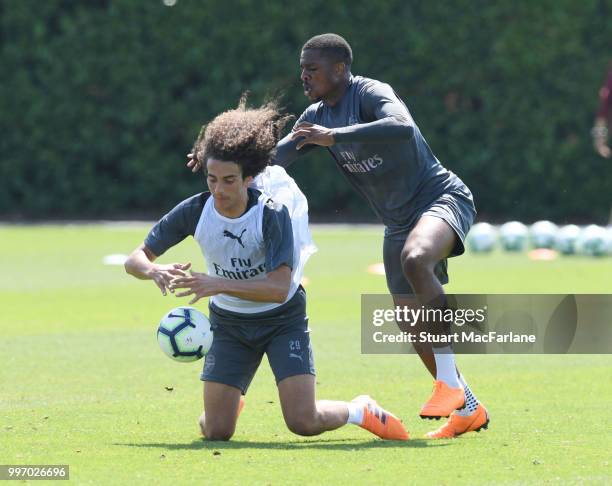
425, 403, 489, 438
420, 380, 465, 419
352, 395, 409, 440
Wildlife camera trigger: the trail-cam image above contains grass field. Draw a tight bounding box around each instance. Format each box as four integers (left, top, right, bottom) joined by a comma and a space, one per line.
1, 224, 610, 485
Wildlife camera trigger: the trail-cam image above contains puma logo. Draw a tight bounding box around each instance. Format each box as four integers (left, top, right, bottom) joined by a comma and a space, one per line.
289, 353, 303, 363
223, 229, 247, 248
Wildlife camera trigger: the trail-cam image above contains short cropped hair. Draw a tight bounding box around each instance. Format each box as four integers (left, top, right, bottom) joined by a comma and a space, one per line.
302, 33, 353, 66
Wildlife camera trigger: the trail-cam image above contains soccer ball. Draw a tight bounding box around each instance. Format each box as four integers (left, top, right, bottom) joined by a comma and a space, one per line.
577, 225, 608, 257
157, 307, 213, 362
530, 220, 558, 249
555, 225, 581, 255
467, 222, 497, 253
499, 221, 529, 251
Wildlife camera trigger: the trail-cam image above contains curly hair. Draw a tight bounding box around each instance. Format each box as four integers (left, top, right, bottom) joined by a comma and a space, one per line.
193, 96, 293, 179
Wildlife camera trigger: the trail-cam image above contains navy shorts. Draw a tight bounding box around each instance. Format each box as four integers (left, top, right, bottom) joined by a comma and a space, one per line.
383, 189, 476, 295
200, 288, 315, 394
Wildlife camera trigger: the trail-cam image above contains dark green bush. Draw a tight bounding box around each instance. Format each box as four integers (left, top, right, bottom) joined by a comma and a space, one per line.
1, 0, 610, 222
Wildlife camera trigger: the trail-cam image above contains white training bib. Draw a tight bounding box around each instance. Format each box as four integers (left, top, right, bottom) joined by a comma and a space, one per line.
193, 166, 317, 314
252, 165, 318, 297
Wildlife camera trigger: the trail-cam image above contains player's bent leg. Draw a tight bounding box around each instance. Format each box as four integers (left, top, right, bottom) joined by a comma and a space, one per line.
200, 381, 243, 441
277, 375, 409, 440
400, 216, 467, 418
392, 294, 437, 378
277, 374, 348, 436
268, 309, 406, 440
266, 307, 349, 436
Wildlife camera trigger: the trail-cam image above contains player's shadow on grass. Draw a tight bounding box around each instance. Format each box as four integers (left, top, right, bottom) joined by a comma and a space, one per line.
115, 438, 451, 451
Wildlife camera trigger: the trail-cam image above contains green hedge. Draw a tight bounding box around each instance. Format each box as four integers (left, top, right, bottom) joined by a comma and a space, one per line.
1, 0, 610, 222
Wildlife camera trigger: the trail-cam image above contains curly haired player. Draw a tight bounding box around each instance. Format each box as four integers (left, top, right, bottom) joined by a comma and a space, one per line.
126, 99, 408, 441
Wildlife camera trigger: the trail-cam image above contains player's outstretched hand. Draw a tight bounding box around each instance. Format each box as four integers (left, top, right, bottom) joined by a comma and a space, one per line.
149, 262, 192, 296
291, 122, 336, 150
187, 152, 202, 172
169, 270, 219, 305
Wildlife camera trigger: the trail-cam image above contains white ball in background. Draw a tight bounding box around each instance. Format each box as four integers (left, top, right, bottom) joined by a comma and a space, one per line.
577, 225, 608, 257
530, 220, 559, 249
499, 221, 529, 252
467, 222, 497, 253
555, 224, 582, 255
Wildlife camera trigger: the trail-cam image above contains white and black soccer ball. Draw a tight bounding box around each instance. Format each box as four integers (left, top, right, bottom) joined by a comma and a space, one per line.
555, 225, 581, 255
499, 221, 529, 252
467, 222, 497, 253
157, 307, 213, 362
577, 225, 608, 257
530, 220, 558, 249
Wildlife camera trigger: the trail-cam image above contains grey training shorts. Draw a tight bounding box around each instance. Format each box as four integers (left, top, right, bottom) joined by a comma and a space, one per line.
200, 287, 315, 394
383, 188, 476, 295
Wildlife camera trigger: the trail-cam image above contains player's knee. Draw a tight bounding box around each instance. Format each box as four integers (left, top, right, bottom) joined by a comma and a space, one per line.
400, 245, 432, 281
285, 415, 318, 436
203, 420, 235, 441
204, 427, 234, 441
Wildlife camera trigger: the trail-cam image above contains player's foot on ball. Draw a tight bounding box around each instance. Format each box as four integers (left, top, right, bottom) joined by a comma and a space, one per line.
425, 403, 489, 439
419, 380, 465, 419
352, 395, 409, 441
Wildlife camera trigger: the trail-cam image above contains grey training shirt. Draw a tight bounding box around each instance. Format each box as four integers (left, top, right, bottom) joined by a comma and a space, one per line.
273, 75, 472, 238
144, 188, 294, 274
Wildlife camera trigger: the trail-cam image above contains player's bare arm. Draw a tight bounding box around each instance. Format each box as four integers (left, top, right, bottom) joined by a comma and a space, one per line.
124, 243, 191, 295
169, 265, 291, 305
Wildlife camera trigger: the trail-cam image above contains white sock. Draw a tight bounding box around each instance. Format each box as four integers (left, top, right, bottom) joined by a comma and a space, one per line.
455, 373, 480, 416
346, 402, 364, 425
433, 346, 461, 388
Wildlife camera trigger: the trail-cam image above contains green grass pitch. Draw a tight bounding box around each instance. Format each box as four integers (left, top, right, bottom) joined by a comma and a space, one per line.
1, 225, 610, 485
